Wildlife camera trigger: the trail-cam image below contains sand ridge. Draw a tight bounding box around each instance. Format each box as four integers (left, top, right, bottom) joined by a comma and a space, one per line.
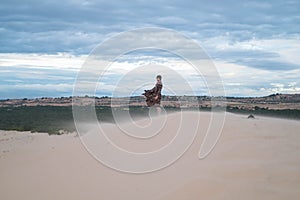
0, 112, 300, 200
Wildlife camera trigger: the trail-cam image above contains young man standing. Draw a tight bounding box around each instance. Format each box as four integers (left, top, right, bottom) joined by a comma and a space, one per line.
143, 75, 163, 114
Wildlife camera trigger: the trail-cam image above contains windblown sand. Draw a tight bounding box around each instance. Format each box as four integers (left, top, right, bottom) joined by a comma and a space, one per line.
0, 112, 300, 200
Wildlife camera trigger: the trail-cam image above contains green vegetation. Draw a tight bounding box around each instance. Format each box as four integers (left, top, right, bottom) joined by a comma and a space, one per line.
0, 106, 167, 134
0, 106, 299, 135
227, 106, 300, 119
0, 106, 75, 135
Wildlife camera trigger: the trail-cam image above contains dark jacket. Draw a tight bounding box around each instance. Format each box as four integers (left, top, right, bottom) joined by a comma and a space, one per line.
150, 82, 163, 103
142, 82, 163, 106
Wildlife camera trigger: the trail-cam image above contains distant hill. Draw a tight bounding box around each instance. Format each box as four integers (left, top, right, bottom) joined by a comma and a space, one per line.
1, 93, 300, 110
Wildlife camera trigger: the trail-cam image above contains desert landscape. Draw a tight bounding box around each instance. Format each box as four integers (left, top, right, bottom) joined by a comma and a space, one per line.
1, 0, 300, 199
1, 111, 300, 200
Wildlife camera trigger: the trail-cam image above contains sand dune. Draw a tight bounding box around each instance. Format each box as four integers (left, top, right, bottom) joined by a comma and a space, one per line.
0, 112, 300, 200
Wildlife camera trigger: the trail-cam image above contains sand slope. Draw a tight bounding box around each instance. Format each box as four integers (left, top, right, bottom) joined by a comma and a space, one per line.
0, 112, 300, 200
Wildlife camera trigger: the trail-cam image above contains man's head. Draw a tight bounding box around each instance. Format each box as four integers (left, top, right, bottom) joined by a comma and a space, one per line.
156, 75, 162, 82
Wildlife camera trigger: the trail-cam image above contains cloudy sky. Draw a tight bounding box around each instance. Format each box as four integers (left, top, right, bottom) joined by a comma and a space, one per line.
0, 0, 300, 98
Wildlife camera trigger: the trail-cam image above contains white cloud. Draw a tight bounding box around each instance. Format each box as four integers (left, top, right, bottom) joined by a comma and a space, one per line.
0, 53, 86, 70
0, 50, 300, 98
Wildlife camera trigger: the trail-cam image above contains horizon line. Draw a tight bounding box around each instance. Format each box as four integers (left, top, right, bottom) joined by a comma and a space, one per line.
1, 92, 299, 101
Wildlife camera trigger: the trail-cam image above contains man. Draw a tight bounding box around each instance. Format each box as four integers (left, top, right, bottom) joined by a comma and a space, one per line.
142, 75, 163, 108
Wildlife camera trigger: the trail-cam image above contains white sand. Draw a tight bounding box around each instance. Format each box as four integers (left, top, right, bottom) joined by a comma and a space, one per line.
0, 112, 300, 200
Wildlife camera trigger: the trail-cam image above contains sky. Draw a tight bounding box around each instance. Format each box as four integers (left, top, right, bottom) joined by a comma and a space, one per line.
0, 0, 300, 98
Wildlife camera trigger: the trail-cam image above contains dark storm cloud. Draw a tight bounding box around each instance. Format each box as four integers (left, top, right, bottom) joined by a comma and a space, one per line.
1, 0, 299, 52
